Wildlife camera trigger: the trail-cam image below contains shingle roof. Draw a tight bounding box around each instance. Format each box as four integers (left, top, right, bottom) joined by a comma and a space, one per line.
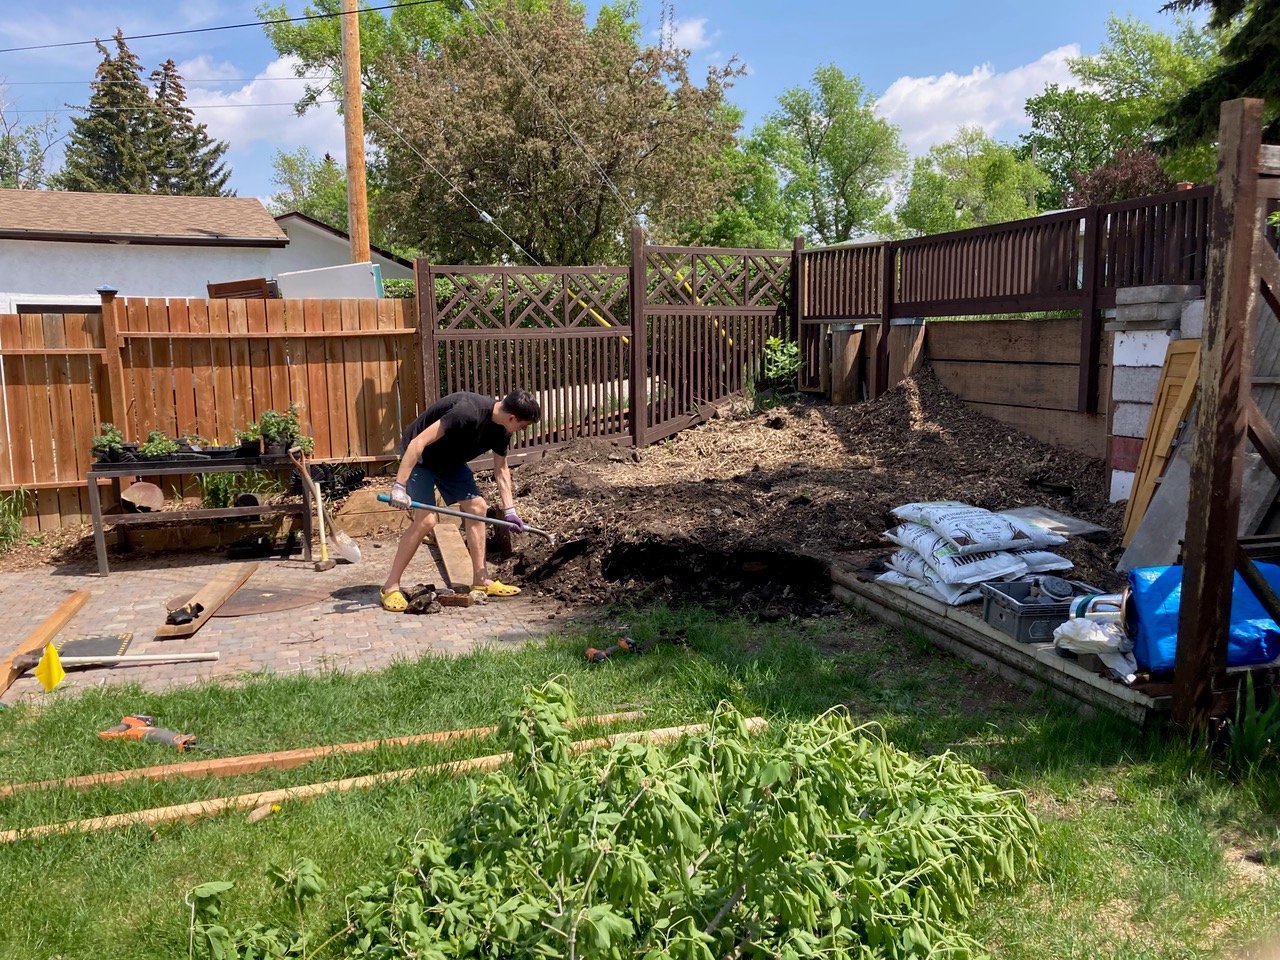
0, 189, 289, 247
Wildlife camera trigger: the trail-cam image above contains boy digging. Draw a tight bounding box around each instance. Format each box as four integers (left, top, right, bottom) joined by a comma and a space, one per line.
380, 389, 541, 612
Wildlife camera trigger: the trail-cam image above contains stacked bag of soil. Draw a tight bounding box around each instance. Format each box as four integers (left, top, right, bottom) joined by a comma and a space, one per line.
877, 501, 1072, 606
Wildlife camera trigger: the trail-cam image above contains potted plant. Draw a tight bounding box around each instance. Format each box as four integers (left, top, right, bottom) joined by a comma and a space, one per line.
178, 434, 210, 453
258, 404, 307, 457
91, 423, 137, 463
236, 421, 262, 458
138, 430, 180, 461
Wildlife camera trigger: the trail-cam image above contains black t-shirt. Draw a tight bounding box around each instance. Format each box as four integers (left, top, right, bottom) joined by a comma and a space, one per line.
401, 392, 510, 470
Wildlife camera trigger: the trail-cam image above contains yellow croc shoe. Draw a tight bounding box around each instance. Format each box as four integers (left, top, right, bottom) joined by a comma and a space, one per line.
473, 580, 522, 598
380, 587, 409, 612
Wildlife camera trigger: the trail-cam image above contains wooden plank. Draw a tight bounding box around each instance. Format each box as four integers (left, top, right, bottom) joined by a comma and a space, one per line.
341, 300, 365, 456
61, 314, 97, 526
227, 299, 254, 430
264, 299, 290, 415
0, 710, 646, 797
153, 562, 258, 640
281, 301, 308, 437
961, 401, 1108, 458
186, 300, 217, 442
41, 314, 79, 524
146, 298, 177, 438
302, 300, 332, 458
1122, 340, 1201, 543
20, 314, 58, 530
360, 298, 385, 456
169, 300, 197, 437
0, 720, 762, 843
245, 299, 273, 420
322, 299, 349, 457
921, 323, 1080, 368
124, 298, 154, 441
1175, 99, 1264, 734
434, 522, 474, 589
1, 591, 90, 697
0, 317, 32, 488
933, 359, 1080, 410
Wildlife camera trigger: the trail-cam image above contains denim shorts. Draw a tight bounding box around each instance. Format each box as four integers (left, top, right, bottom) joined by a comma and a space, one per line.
405, 462, 482, 507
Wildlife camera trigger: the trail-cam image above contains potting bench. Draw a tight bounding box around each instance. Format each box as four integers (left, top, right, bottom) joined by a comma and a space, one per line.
85, 457, 313, 576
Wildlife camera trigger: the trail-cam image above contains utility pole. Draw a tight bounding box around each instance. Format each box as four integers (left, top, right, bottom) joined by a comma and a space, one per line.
340, 0, 371, 263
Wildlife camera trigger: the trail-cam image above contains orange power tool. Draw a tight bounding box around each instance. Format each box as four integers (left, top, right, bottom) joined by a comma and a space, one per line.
98, 715, 219, 753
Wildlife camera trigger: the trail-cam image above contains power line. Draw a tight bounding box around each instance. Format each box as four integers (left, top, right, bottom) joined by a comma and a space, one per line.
0, 0, 447, 55
4, 99, 340, 115
1, 76, 338, 85
364, 102, 541, 266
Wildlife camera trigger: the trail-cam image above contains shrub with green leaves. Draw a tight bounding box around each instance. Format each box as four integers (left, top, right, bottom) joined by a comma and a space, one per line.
190, 683, 1037, 959
762, 335, 802, 389
139, 431, 180, 458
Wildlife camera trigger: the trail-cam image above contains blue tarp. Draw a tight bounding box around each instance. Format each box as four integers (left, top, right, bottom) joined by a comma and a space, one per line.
1128, 563, 1280, 673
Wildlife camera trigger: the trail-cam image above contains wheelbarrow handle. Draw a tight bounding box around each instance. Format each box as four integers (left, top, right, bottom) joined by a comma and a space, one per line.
376, 494, 556, 542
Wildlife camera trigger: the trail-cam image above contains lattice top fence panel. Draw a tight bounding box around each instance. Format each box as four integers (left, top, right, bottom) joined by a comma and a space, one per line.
429, 266, 630, 332
644, 246, 790, 310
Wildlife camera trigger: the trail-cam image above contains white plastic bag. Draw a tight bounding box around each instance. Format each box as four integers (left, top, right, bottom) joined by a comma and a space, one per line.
916, 505, 1038, 555
884, 523, 1028, 585
876, 568, 982, 607
1052, 618, 1133, 654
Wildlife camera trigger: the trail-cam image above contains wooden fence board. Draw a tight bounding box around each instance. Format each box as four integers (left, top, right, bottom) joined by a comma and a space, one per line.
145, 297, 177, 439
926, 317, 1083, 364
21, 315, 58, 530
265, 299, 290, 416
322, 299, 349, 457
341, 299, 365, 456
962, 401, 1110, 459
206, 299, 236, 446
245, 299, 272, 420
61, 313, 98, 524
303, 300, 331, 456
932, 359, 1081, 411
41, 314, 79, 524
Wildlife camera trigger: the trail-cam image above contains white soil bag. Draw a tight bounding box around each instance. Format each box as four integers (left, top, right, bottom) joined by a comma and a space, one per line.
885, 548, 984, 605
885, 522, 1028, 585
914, 504, 1038, 555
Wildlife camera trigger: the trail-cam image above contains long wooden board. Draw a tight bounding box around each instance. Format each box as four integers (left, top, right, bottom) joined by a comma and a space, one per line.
0, 710, 646, 798
434, 524, 475, 590
0, 719, 767, 842
1122, 340, 1200, 544
153, 562, 258, 640
1, 591, 90, 697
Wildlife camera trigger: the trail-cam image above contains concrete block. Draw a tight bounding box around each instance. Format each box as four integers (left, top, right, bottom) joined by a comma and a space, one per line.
1112, 401, 1154, 439
1111, 365, 1163, 403
1104, 318, 1179, 333
1115, 284, 1201, 305
1113, 329, 1174, 367
1115, 300, 1185, 324
1110, 470, 1135, 503
1180, 299, 1204, 339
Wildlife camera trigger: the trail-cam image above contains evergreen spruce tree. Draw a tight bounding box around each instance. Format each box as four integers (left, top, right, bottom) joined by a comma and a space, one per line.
56, 31, 158, 193
150, 59, 232, 196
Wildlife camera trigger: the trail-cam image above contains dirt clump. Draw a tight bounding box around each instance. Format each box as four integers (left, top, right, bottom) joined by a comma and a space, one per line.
503, 365, 1124, 611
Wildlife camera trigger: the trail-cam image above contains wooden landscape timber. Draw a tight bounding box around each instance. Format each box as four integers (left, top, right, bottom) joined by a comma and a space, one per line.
0, 591, 90, 698
0, 710, 646, 798
0, 718, 767, 843
153, 562, 257, 640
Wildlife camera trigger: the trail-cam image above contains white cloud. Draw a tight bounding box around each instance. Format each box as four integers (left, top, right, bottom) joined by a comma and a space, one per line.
662, 17, 715, 53
877, 44, 1080, 154
185, 55, 344, 156
175, 55, 243, 83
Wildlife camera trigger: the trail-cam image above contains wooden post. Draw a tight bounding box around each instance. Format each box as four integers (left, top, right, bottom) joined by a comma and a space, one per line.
875, 242, 894, 397
415, 259, 438, 408
1078, 205, 1102, 413
340, 0, 371, 263
789, 235, 805, 343
629, 225, 647, 447
1173, 99, 1266, 736
829, 323, 863, 406
97, 286, 129, 434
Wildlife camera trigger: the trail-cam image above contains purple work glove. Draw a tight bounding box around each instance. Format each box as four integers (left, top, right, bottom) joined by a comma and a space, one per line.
390, 482, 413, 510
503, 507, 526, 533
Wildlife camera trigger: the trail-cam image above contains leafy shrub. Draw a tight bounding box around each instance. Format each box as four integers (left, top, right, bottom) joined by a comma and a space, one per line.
91, 422, 126, 458
190, 682, 1038, 959
198, 470, 282, 509
139, 431, 179, 458
383, 277, 415, 299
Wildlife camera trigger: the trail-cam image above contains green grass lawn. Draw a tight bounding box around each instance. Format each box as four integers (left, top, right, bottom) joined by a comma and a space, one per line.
1, 607, 1278, 959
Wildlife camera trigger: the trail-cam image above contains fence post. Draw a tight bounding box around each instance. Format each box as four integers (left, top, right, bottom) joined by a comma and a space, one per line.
790, 235, 804, 342
1077, 206, 1103, 414
414, 258, 438, 409
629, 225, 647, 447
875, 242, 894, 397
97, 285, 130, 435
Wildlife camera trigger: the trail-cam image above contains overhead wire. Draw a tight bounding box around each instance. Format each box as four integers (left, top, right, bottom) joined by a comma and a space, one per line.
0, 0, 448, 55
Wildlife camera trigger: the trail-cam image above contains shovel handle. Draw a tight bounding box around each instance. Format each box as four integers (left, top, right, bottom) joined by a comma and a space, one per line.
376, 494, 556, 542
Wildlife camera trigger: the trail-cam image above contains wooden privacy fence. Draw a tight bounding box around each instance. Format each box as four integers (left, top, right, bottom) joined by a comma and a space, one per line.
1, 295, 418, 531
416, 227, 792, 460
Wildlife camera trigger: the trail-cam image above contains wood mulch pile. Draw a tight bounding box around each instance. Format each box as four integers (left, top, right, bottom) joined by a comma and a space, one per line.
504, 365, 1124, 615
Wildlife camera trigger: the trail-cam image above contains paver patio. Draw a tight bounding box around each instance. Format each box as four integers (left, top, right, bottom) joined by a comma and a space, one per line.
0, 538, 569, 705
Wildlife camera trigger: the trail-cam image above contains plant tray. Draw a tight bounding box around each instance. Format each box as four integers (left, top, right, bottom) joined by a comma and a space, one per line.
979, 578, 1104, 644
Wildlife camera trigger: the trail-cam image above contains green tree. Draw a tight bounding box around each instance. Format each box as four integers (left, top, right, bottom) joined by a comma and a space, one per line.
1161, 0, 1280, 145
897, 127, 1048, 236
762, 65, 906, 245
0, 95, 59, 189
149, 60, 232, 196
681, 116, 801, 248
267, 147, 348, 228
56, 31, 158, 193
378, 0, 741, 264
1021, 15, 1224, 203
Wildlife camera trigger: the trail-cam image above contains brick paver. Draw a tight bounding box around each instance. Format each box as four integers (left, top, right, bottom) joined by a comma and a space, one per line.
0, 539, 571, 705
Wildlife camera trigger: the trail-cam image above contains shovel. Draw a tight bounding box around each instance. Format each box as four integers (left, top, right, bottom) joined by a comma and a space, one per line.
287, 448, 362, 565
376, 493, 557, 543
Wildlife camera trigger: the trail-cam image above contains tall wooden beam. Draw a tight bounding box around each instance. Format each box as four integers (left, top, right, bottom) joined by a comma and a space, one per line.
340, 0, 371, 264
1173, 99, 1266, 735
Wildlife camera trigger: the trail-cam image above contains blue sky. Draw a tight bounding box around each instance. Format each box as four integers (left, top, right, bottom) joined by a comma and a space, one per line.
0, 1, 1197, 202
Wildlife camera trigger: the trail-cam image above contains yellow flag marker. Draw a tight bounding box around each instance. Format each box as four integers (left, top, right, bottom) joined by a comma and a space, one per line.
33, 643, 65, 692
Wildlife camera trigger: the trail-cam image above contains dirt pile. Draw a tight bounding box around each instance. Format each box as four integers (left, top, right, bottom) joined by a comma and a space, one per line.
504, 366, 1124, 612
